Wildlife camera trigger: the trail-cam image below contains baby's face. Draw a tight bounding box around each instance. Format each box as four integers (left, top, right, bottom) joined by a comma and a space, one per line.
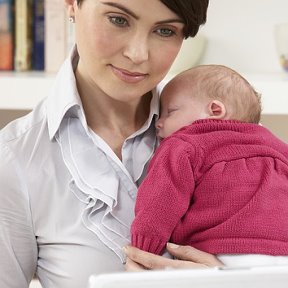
156, 85, 208, 139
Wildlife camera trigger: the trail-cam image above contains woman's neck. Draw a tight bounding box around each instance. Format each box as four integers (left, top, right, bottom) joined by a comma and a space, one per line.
85, 95, 151, 138
75, 67, 152, 158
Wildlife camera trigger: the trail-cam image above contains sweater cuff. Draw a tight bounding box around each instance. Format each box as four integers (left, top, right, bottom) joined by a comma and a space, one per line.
131, 234, 166, 255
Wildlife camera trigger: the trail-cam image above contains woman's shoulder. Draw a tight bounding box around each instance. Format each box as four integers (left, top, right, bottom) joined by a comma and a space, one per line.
0, 100, 49, 164
0, 100, 47, 145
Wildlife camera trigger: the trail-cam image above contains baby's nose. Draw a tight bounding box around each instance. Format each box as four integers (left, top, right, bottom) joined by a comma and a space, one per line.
155, 119, 163, 129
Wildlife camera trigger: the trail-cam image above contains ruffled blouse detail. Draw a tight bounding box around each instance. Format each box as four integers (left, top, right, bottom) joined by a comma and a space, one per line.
55, 117, 138, 263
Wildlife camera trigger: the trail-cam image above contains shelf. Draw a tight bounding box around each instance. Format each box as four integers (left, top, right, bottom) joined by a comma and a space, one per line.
1, 72, 288, 114
0, 72, 55, 110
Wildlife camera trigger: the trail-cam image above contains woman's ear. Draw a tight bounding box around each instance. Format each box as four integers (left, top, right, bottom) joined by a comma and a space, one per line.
65, 0, 76, 16
208, 100, 227, 119
65, 0, 75, 5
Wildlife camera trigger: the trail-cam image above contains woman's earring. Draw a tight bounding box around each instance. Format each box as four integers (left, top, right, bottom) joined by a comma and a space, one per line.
69, 16, 75, 23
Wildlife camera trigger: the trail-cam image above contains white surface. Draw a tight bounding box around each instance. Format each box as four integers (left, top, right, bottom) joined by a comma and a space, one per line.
200, 0, 288, 73
0, 72, 54, 110
244, 72, 288, 115
88, 265, 288, 288
167, 34, 207, 75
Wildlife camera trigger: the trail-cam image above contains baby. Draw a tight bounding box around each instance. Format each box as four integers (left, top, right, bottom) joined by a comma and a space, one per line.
131, 65, 288, 267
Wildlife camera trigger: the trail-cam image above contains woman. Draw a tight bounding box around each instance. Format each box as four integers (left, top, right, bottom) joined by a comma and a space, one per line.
0, 1, 220, 287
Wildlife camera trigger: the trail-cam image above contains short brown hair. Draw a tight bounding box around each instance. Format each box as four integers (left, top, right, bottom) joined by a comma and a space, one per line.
76, 0, 209, 39
160, 0, 209, 38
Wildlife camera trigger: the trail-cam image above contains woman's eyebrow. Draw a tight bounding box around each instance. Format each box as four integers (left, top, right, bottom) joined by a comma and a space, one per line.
156, 19, 184, 25
101, 2, 184, 24
101, 2, 139, 19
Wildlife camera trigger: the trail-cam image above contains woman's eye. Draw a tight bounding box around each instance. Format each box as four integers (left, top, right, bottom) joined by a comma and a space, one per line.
108, 16, 128, 27
156, 28, 176, 37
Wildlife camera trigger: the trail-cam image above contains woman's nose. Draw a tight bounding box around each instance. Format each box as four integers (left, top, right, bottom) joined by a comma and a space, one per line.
123, 34, 149, 64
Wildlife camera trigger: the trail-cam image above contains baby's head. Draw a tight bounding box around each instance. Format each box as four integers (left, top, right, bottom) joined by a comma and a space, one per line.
156, 64, 262, 138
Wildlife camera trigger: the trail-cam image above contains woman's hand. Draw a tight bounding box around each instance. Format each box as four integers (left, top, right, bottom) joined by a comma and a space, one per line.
124, 243, 224, 272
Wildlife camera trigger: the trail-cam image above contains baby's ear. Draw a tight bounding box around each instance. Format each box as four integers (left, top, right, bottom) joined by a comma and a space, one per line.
208, 100, 226, 119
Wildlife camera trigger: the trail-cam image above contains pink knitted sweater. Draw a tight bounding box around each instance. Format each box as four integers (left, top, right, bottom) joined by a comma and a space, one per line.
131, 119, 288, 256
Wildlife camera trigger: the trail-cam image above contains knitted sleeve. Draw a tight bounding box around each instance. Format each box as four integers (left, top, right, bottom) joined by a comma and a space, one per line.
131, 137, 196, 255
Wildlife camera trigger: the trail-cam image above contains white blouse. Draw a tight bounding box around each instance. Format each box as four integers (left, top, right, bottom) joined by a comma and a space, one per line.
0, 48, 159, 288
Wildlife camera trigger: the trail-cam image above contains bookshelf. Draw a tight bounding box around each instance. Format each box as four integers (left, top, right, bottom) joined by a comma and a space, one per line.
0, 72, 288, 114
0, 72, 54, 110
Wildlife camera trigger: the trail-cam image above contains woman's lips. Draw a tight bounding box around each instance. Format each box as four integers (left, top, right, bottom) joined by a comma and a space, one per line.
110, 65, 148, 83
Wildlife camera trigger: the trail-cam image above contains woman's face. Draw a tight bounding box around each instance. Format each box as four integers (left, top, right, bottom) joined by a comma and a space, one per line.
66, 0, 184, 103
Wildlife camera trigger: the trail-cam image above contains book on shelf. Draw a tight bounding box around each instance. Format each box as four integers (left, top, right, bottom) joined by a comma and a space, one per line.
14, 0, 33, 71
32, 0, 45, 71
0, 0, 14, 71
45, 0, 74, 73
